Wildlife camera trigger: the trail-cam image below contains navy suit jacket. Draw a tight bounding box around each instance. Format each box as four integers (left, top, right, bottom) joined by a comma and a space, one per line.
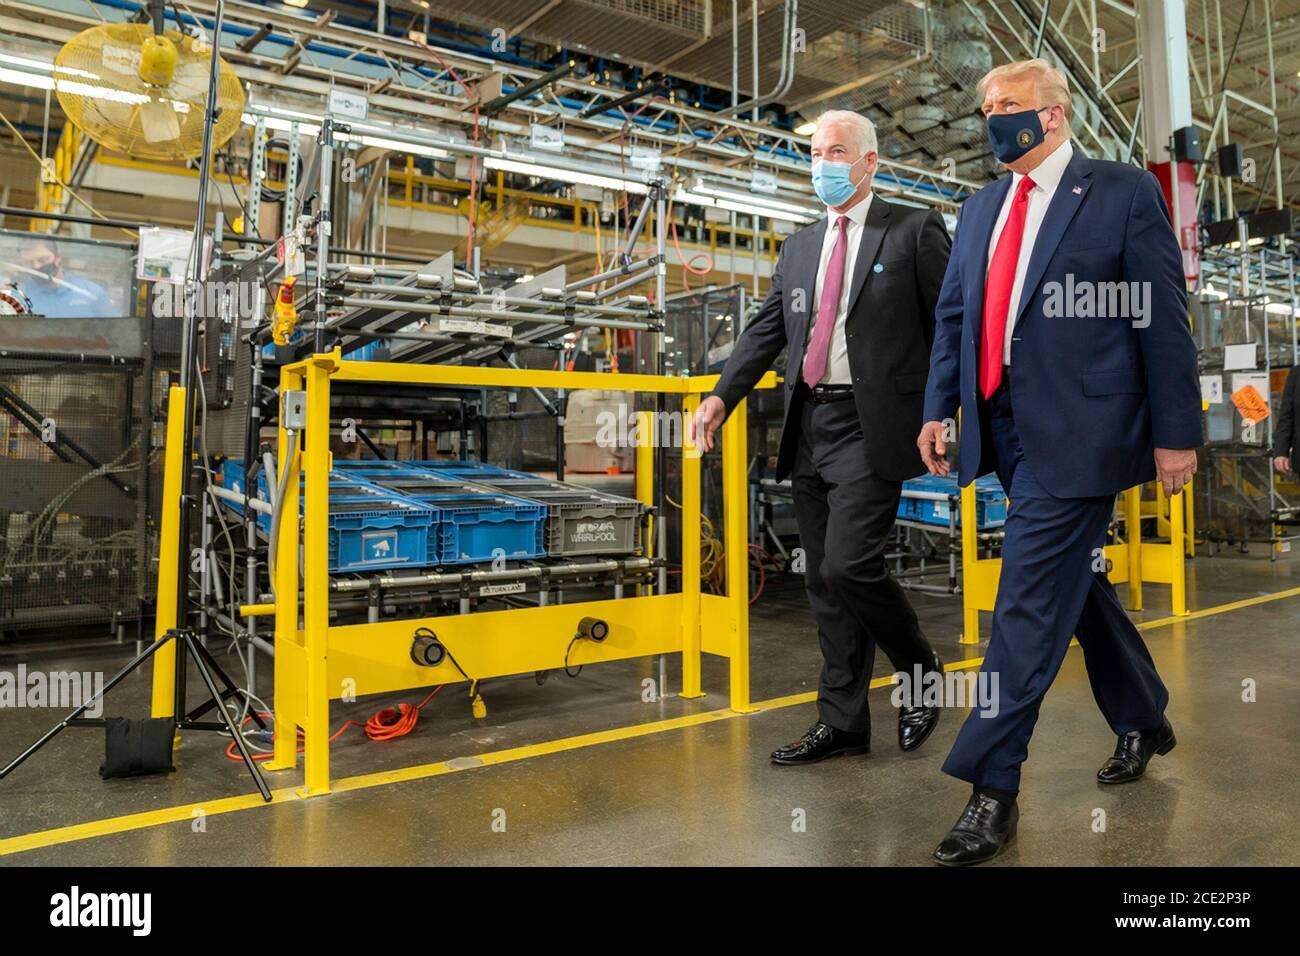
923, 147, 1203, 498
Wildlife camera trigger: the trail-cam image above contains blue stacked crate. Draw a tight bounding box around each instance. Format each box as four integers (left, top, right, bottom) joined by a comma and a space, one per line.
326, 495, 436, 572
218, 460, 372, 529
342, 340, 388, 362
394, 487, 547, 566
216, 460, 434, 570
900, 473, 1007, 530
424, 465, 536, 483
333, 460, 412, 473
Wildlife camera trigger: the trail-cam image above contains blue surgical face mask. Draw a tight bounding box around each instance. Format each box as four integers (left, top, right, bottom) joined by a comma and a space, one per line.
811, 158, 866, 207
986, 107, 1049, 164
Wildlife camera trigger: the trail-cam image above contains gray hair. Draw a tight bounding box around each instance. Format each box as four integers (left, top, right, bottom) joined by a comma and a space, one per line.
813, 109, 878, 158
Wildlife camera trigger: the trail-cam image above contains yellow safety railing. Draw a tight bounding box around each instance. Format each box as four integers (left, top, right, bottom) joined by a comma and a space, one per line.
959, 480, 1191, 645
152, 352, 773, 796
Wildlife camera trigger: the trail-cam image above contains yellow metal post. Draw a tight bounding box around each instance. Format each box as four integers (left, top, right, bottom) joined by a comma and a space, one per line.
680, 395, 703, 699
1169, 489, 1187, 616
721, 398, 753, 712
1125, 485, 1143, 612
300, 357, 334, 796
149, 386, 187, 718
635, 410, 654, 597
266, 368, 303, 772
1183, 477, 1196, 556
960, 481, 981, 645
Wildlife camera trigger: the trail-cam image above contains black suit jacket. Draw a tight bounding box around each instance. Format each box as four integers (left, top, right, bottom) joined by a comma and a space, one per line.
709, 195, 952, 482
1274, 365, 1299, 462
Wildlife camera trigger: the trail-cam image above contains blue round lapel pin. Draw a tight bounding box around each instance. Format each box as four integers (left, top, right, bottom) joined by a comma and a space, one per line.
873, 262, 884, 273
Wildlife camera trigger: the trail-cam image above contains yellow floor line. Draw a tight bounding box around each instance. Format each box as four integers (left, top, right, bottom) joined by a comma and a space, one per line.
3, 583, 1298, 858
1136, 585, 1300, 630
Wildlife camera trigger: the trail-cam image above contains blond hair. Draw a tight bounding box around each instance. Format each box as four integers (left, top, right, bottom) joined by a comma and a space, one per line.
977, 58, 1073, 136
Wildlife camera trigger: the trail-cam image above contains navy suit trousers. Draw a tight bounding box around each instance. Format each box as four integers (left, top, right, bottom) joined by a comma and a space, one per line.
941, 381, 1169, 791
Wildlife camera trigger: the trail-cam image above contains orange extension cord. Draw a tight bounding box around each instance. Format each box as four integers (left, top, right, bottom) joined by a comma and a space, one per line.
224, 685, 445, 762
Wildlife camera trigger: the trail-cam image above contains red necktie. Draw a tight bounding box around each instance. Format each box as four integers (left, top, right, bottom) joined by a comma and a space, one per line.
803, 215, 851, 389
980, 175, 1036, 399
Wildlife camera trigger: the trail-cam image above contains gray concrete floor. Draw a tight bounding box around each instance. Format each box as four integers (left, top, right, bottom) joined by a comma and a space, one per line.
0, 548, 1297, 865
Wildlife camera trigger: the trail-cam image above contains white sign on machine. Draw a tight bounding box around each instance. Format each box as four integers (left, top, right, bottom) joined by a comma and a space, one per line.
530, 124, 565, 152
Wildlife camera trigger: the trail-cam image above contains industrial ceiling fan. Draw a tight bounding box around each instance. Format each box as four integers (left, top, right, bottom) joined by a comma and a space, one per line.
52, 0, 244, 161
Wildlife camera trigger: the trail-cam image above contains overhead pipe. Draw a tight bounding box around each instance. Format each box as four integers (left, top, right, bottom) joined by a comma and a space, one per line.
722, 0, 798, 117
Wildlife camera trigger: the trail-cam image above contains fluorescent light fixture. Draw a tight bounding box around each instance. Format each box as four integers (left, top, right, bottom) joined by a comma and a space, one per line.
0, 53, 54, 71
794, 119, 817, 136
243, 112, 321, 136
349, 133, 448, 158
284, 0, 309, 7
243, 107, 450, 158
484, 155, 649, 194
0, 66, 53, 91
713, 196, 815, 224
693, 180, 817, 218
673, 187, 815, 224
54, 78, 150, 105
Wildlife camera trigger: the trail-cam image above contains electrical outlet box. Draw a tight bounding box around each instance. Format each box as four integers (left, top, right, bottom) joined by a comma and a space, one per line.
282, 390, 307, 430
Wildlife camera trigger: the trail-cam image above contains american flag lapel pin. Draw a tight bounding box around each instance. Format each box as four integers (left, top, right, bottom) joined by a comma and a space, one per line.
1072, 185, 1083, 195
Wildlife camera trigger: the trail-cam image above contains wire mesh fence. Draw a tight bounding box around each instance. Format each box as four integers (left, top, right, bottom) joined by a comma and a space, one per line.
0, 359, 159, 634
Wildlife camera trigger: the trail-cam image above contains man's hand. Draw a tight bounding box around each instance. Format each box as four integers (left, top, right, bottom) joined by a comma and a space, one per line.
1154, 447, 1197, 496
917, 421, 951, 477
1275, 455, 1293, 475
690, 396, 727, 454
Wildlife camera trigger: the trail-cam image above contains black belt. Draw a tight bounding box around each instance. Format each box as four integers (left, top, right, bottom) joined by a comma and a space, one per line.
802, 382, 855, 405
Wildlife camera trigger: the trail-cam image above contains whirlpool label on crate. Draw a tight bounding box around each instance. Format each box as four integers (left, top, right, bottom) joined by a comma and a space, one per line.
569, 520, 619, 545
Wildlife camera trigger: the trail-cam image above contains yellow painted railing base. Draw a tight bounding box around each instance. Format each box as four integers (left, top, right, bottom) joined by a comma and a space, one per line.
166, 351, 777, 796
959, 479, 1191, 646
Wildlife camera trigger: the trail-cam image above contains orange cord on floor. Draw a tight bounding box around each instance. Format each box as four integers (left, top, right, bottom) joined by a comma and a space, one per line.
224, 685, 445, 763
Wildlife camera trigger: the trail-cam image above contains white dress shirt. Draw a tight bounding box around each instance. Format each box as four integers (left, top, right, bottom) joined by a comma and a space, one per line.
985, 138, 1074, 364
807, 191, 872, 385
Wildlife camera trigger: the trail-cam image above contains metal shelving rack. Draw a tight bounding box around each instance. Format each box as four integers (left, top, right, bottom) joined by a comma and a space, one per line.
1194, 240, 1300, 557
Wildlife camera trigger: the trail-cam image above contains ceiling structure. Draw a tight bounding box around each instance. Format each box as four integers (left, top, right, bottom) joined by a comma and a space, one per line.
0, 0, 1296, 276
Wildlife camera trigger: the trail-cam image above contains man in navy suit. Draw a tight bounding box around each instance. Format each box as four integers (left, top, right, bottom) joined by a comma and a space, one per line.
917, 59, 1203, 865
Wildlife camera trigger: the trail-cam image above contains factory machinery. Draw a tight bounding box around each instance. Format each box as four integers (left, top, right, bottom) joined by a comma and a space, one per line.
136, 105, 771, 796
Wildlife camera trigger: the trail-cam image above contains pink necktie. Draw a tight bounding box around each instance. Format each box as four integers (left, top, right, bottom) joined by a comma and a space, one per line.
803, 215, 851, 389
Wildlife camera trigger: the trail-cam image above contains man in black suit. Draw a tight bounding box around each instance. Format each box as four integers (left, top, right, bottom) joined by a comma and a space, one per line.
690, 110, 952, 763
1274, 365, 1299, 479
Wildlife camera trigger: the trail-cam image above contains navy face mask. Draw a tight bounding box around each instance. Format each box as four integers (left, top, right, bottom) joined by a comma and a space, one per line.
986, 108, 1048, 163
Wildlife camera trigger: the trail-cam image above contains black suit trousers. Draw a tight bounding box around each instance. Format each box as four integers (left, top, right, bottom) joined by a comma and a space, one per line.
789, 389, 934, 734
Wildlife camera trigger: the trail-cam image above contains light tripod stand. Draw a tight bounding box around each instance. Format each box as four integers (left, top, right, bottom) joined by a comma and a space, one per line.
0, 0, 272, 800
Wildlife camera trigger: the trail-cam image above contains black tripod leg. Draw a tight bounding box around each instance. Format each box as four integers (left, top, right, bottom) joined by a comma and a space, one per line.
184, 640, 268, 731
182, 633, 273, 801
0, 633, 172, 779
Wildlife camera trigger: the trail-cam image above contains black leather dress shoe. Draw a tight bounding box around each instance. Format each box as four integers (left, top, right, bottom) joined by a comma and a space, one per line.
770, 722, 869, 765
933, 794, 1019, 866
1097, 716, 1176, 784
899, 653, 944, 752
